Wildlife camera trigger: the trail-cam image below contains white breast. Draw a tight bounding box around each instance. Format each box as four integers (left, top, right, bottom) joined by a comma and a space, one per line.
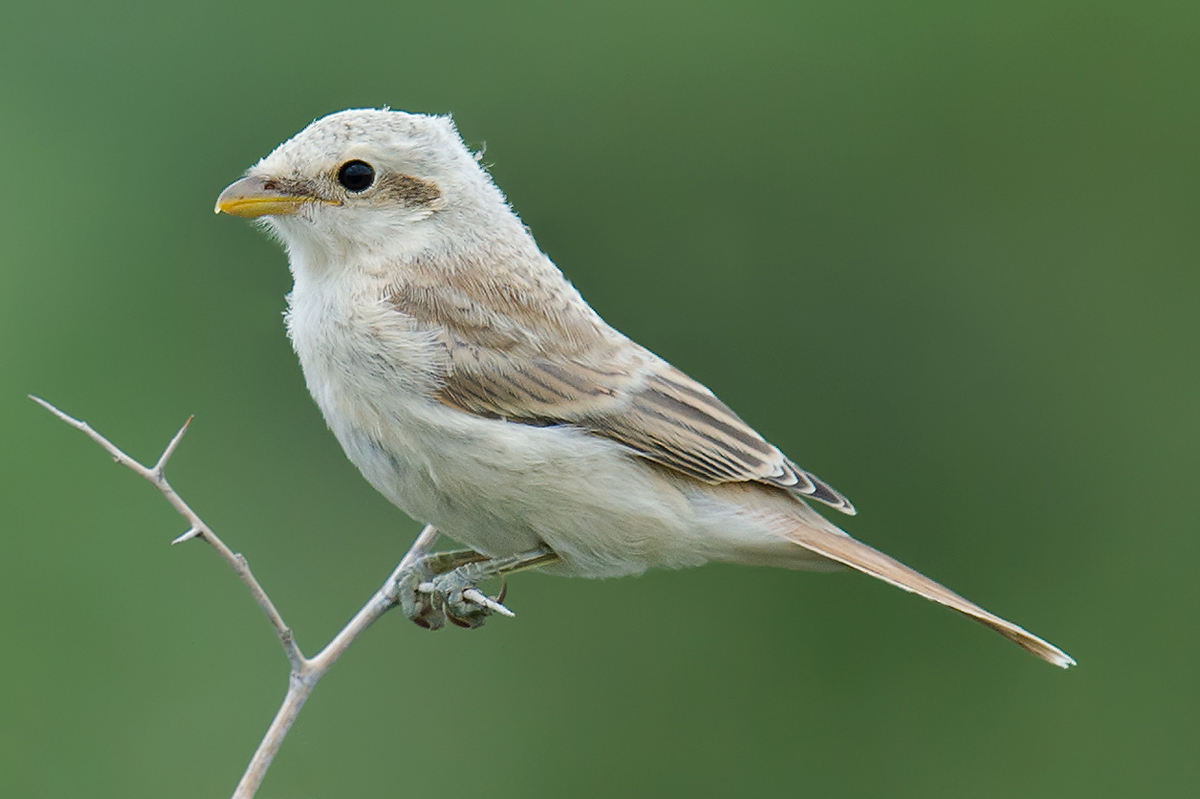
283, 261, 818, 579
283, 271, 717, 576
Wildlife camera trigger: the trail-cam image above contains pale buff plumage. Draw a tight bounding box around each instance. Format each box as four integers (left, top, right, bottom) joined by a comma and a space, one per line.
216, 108, 1073, 667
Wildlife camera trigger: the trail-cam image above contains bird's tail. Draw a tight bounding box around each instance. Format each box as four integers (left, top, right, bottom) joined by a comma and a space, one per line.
781, 513, 1075, 668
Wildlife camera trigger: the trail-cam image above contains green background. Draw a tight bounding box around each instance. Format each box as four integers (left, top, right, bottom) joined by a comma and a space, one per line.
3, 1, 1196, 796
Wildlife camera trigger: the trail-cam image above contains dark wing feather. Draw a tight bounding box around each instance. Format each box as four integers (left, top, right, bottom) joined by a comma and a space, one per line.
436, 345, 856, 515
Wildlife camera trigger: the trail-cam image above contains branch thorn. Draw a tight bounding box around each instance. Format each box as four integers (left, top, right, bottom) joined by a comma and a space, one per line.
172, 527, 201, 545
155, 415, 194, 474
462, 588, 515, 617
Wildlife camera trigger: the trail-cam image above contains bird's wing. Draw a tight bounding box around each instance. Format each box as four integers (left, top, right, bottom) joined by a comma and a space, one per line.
430, 332, 855, 514
387, 286, 1078, 667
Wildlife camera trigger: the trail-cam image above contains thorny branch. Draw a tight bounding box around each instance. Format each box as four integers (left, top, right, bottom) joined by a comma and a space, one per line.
31, 396, 441, 799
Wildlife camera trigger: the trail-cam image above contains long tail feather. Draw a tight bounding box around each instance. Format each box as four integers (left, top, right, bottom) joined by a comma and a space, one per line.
784, 523, 1075, 668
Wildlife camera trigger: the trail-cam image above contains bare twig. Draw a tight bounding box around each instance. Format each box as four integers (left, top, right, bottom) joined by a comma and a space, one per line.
30, 396, 302, 668
32, 396, 440, 799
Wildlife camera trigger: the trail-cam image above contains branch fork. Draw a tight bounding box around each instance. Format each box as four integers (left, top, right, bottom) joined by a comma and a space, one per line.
31, 396, 444, 799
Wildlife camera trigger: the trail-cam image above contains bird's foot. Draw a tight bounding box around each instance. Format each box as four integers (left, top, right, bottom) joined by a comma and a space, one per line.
424, 563, 514, 629
394, 547, 559, 630
395, 549, 487, 630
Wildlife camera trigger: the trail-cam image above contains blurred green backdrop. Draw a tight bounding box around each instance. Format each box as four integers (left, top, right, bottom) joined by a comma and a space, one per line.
3, 1, 1197, 797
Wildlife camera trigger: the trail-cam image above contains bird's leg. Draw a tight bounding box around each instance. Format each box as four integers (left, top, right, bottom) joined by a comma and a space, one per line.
434, 546, 561, 628
403, 547, 560, 630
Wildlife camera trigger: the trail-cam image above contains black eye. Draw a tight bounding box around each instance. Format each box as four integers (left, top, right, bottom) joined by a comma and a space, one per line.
337, 160, 375, 192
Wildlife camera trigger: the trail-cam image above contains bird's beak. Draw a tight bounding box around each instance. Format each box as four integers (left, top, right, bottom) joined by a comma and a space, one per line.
215, 175, 316, 217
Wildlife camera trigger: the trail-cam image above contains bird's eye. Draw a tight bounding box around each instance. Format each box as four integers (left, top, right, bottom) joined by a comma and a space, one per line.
337, 160, 375, 193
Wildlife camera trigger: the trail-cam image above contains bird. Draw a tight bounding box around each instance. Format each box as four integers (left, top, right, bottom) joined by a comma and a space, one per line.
216, 108, 1073, 667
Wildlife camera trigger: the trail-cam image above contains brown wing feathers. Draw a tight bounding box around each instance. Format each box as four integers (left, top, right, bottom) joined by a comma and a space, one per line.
390, 285, 1072, 667
389, 272, 852, 511
433, 338, 856, 514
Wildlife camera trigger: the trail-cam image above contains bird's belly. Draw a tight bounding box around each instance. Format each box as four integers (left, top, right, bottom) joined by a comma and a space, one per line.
289, 293, 728, 578
329, 399, 711, 578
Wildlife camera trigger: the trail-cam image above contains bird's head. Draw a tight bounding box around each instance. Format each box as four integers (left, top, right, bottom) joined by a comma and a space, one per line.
217, 109, 509, 270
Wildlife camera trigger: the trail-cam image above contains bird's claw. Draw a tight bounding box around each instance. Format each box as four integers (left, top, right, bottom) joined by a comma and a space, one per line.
396, 558, 446, 630
432, 563, 512, 628
396, 555, 510, 630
